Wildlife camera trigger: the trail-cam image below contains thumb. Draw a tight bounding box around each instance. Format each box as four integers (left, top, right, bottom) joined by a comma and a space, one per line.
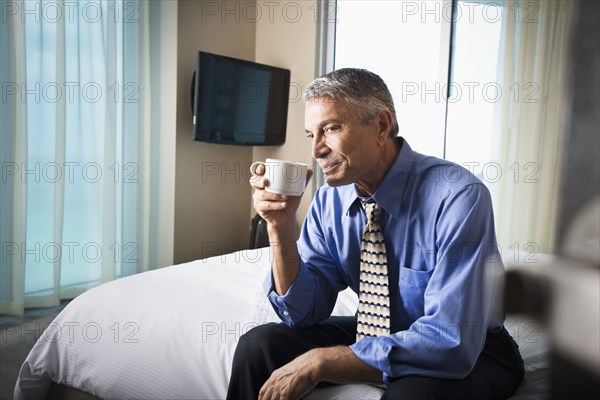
306, 168, 314, 184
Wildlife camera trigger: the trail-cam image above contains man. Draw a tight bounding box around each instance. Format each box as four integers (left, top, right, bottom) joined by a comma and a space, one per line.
227, 68, 524, 400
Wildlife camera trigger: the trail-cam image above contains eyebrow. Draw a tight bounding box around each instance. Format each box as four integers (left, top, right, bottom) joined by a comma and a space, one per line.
305, 118, 342, 134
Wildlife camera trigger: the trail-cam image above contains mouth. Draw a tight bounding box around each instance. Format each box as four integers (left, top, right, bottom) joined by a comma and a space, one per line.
320, 161, 341, 175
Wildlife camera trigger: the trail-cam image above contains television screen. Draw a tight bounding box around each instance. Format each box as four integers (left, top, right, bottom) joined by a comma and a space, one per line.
192, 51, 291, 146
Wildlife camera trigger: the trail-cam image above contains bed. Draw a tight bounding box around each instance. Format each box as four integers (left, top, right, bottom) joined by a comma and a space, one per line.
14, 247, 550, 399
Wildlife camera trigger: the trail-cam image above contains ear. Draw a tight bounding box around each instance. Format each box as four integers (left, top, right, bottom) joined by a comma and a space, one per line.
376, 109, 393, 144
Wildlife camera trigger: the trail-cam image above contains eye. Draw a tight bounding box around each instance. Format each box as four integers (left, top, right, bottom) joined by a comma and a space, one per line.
306, 132, 314, 139
325, 124, 340, 134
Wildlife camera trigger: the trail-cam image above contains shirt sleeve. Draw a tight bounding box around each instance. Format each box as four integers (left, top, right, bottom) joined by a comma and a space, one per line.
350, 183, 504, 383
264, 190, 348, 328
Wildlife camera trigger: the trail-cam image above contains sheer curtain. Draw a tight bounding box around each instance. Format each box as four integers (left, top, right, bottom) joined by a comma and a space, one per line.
1, 0, 175, 316
1, 3, 28, 315
490, 0, 575, 255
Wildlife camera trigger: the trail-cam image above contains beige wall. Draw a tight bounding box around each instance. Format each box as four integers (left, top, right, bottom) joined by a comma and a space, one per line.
174, 0, 256, 264
173, 0, 319, 263
154, 0, 178, 268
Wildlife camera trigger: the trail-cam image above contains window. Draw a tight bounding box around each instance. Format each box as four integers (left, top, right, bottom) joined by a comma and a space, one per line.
334, 0, 503, 171
445, 1, 503, 180
329, 0, 569, 255
22, 1, 129, 294
335, 0, 450, 157
0, 0, 174, 314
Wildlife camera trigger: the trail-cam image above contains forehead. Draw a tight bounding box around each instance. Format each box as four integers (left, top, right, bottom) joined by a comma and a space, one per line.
304, 98, 357, 127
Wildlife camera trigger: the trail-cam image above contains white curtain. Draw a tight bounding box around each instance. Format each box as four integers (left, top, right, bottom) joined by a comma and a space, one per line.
0, 0, 174, 316
1, 2, 28, 315
490, 0, 575, 256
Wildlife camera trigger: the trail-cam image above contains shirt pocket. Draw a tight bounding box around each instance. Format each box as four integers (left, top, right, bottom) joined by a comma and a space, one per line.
399, 266, 434, 320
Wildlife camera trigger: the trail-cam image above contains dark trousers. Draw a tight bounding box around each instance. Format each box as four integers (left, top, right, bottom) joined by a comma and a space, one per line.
226, 316, 524, 400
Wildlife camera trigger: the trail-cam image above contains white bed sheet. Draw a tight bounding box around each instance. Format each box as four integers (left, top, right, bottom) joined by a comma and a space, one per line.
14, 248, 549, 400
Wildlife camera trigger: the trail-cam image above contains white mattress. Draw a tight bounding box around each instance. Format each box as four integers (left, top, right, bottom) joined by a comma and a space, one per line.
14, 248, 549, 399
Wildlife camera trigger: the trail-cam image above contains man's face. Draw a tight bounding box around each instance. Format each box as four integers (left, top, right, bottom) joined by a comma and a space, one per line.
304, 98, 383, 188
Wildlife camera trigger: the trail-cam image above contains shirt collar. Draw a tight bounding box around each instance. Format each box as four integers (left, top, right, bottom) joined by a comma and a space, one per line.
340, 137, 414, 219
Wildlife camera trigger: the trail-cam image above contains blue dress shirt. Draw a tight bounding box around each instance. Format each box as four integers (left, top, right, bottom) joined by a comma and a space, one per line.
264, 138, 505, 383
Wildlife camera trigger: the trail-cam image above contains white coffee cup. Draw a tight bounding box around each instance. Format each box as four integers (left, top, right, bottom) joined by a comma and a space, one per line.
252, 159, 309, 196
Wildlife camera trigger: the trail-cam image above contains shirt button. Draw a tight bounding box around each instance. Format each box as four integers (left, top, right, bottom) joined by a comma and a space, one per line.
282, 310, 289, 316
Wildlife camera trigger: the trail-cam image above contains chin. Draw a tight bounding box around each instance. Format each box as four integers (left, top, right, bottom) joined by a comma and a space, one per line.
322, 164, 353, 186
324, 175, 350, 187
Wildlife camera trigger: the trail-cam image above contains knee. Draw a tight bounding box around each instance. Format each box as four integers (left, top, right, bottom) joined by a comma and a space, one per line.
382, 377, 458, 400
231, 322, 294, 376
235, 323, 285, 359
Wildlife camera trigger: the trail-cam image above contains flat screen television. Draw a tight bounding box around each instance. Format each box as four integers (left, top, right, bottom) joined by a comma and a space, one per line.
191, 51, 291, 146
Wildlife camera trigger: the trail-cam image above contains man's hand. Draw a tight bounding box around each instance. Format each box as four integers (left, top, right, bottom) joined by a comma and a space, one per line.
258, 349, 320, 400
250, 162, 313, 227
258, 346, 383, 400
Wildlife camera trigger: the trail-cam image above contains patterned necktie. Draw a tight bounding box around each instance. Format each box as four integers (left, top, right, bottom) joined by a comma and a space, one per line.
356, 202, 391, 341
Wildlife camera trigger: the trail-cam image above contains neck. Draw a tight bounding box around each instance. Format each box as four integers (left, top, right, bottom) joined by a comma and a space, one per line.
355, 138, 400, 197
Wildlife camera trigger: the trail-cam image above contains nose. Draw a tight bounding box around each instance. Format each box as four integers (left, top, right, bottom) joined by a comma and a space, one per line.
311, 133, 329, 160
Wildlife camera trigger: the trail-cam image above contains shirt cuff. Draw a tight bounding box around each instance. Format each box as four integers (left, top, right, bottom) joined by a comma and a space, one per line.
350, 336, 394, 384
262, 261, 315, 326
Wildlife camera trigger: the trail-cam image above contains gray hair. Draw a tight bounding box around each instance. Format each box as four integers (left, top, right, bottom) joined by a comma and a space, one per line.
303, 68, 399, 137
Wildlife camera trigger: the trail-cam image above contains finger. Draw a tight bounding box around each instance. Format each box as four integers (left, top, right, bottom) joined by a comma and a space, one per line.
254, 199, 288, 212
306, 168, 314, 184
250, 175, 269, 189
259, 380, 273, 400
258, 385, 264, 400
250, 161, 265, 176
254, 189, 289, 202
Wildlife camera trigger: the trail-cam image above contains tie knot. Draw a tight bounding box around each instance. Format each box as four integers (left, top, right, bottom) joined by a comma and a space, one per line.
364, 202, 381, 226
